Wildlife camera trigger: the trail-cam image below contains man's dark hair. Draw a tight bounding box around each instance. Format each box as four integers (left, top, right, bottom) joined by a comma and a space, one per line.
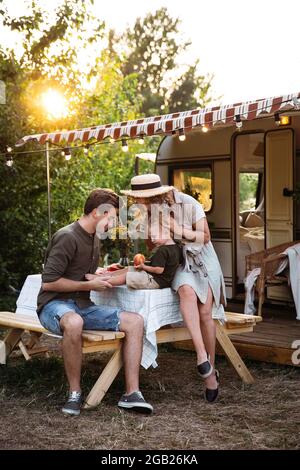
84, 188, 120, 215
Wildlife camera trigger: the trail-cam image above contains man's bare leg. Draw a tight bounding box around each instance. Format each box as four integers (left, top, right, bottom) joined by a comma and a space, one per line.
60, 312, 84, 392
118, 311, 144, 394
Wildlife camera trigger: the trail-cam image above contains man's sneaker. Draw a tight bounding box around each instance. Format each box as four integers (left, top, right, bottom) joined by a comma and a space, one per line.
118, 391, 153, 414
62, 391, 82, 417
197, 353, 213, 379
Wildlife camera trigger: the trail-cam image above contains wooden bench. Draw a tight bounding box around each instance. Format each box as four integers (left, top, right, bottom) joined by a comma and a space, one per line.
0, 308, 262, 409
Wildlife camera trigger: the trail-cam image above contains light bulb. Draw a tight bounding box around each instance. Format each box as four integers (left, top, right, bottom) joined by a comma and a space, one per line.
83, 146, 89, 155
202, 125, 209, 133
274, 113, 281, 126
110, 137, 115, 144
7, 146, 12, 153
179, 129, 186, 141
121, 139, 128, 152
63, 148, 71, 160
6, 156, 13, 167
235, 115, 243, 130
138, 136, 145, 144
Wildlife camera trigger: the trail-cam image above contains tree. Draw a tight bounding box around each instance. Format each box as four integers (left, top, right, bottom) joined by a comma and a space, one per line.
0, 1, 149, 289
0, 3, 212, 292
121, 7, 213, 115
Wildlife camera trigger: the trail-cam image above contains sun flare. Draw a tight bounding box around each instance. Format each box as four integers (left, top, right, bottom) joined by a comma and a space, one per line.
41, 89, 69, 120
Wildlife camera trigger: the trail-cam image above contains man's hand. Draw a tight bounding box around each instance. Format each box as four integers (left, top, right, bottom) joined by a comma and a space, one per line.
95, 267, 108, 275
87, 276, 113, 290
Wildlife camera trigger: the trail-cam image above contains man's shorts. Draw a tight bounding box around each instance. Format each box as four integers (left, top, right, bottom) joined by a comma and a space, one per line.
39, 299, 122, 336
126, 269, 160, 290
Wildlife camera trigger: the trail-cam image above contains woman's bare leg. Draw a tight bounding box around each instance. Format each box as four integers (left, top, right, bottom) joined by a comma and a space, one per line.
198, 288, 218, 389
178, 285, 207, 364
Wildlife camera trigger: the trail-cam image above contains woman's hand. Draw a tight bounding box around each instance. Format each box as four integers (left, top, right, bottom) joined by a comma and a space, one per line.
170, 216, 183, 238
134, 263, 145, 271
160, 216, 182, 239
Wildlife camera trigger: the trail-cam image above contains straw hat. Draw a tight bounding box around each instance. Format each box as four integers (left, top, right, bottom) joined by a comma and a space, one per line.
121, 174, 174, 198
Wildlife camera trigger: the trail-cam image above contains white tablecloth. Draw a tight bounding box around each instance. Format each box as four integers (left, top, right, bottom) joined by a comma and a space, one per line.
91, 286, 183, 368
16, 275, 184, 369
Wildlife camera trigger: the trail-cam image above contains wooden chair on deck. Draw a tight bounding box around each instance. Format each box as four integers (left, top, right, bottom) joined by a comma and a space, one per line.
245, 241, 299, 317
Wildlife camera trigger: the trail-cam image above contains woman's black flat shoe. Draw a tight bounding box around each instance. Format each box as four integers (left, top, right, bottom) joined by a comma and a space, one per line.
197, 353, 213, 379
204, 369, 219, 404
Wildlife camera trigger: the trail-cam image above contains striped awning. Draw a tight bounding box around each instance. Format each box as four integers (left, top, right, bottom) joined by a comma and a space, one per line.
15, 92, 300, 147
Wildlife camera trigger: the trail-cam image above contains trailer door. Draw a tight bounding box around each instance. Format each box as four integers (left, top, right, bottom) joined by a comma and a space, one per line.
265, 129, 294, 247
265, 128, 294, 302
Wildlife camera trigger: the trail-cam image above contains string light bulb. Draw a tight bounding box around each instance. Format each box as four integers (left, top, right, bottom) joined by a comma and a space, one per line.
274, 113, 281, 126
235, 114, 243, 130
202, 125, 209, 133
110, 137, 115, 144
121, 139, 128, 152
5, 155, 13, 167
178, 129, 186, 141
83, 145, 89, 155
7, 146, 13, 153
62, 148, 71, 160
138, 135, 145, 144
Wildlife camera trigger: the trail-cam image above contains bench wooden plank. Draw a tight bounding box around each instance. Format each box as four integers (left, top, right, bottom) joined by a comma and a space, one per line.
225, 312, 262, 324
0, 312, 125, 343
82, 339, 123, 353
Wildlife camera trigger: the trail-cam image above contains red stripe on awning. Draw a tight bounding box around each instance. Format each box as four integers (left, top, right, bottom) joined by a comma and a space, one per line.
82, 131, 90, 142
247, 102, 258, 121
97, 129, 105, 141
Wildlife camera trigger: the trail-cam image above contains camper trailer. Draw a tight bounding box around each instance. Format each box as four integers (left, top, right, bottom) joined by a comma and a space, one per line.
155, 112, 300, 366
156, 114, 300, 302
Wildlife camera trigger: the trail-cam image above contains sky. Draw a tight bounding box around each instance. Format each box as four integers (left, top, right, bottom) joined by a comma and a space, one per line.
1, 0, 300, 105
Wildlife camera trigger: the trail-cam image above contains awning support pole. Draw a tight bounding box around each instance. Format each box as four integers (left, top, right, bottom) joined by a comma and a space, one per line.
45, 142, 51, 240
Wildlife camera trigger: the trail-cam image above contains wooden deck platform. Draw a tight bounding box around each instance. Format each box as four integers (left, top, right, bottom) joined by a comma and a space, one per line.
174, 314, 300, 367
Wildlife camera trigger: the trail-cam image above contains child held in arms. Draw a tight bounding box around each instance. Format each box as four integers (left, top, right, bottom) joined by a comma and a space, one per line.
86, 219, 182, 290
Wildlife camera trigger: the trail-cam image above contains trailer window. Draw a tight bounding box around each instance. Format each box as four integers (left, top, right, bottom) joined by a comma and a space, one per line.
239, 172, 260, 211
172, 168, 212, 212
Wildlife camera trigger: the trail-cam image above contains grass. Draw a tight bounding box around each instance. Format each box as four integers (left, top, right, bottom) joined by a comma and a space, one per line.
0, 344, 299, 450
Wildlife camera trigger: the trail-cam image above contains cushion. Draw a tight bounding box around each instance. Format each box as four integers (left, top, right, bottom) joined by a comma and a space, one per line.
244, 212, 264, 228
244, 228, 265, 253
239, 225, 249, 241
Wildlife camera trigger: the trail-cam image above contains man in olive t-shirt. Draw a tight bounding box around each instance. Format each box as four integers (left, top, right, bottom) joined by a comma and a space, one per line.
38, 189, 153, 416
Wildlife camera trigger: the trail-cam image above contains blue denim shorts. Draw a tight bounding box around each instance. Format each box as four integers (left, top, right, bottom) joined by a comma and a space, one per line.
39, 299, 122, 336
